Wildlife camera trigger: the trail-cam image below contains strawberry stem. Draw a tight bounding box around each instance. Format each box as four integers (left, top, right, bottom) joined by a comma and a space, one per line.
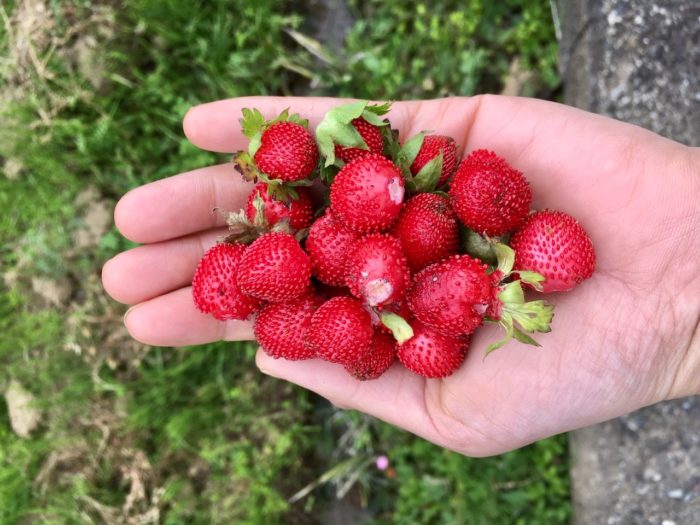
380, 311, 414, 344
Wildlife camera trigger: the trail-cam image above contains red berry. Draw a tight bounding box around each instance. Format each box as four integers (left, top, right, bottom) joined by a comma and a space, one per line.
192, 243, 260, 321
510, 209, 596, 292
254, 121, 319, 182
330, 153, 405, 233
245, 183, 313, 230
407, 255, 492, 337
449, 149, 532, 236
346, 234, 410, 307
254, 293, 323, 360
306, 296, 374, 365
306, 213, 359, 286
392, 193, 459, 272
238, 232, 311, 302
345, 331, 396, 380
397, 320, 468, 378
334, 117, 384, 162
410, 135, 458, 187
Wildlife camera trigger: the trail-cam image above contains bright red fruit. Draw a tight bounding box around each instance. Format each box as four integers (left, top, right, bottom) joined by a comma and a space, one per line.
254, 293, 323, 360
334, 117, 384, 162
397, 320, 468, 378
407, 255, 492, 337
393, 193, 459, 272
254, 121, 319, 182
346, 234, 410, 307
345, 331, 396, 380
306, 296, 374, 365
245, 183, 313, 230
330, 153, 405, 233
449, 149, 532, 236
305, 213, 359, 286
410, 135, 458, 187
238, 232, 311, 302
192, 243, 260, 321
510, 209, 596, 292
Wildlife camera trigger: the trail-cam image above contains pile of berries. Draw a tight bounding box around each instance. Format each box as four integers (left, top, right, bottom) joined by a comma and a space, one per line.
192, 102, 596, 379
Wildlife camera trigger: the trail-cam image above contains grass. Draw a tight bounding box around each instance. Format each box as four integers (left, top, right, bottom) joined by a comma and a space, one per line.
0, 0, 569, 522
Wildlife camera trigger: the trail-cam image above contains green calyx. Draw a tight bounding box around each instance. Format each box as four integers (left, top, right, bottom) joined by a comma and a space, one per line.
231, 151, 313, 200
380, 311, 414, 344
315, 100, 392, 167
393, 131, 444, 193
484, 243, 553, 355
462, 230, 509, 266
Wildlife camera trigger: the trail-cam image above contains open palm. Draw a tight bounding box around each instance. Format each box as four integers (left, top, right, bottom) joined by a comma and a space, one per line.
102, 96, 700, 456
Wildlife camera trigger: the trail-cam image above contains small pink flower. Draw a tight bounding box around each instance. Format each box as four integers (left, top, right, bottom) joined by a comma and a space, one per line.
375, 455, 389, 471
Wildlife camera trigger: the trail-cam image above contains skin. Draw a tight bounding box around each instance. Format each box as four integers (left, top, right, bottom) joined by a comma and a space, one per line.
102, 95, 700, 457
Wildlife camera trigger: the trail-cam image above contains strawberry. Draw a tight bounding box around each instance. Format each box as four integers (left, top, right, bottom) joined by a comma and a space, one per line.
334, 118, 384, 162
410, 135, 458, 187
253, 121, 318, 182
192, 242, 260, 321
238, 232, 311, 302
397, 320, 468, 378
510, 209, 596, 292
245, 183, 313, 230
345, 331, 396, 380
407, 255, 492, 337
449, 149, 532, 236
306, 296, 374, 365
305, 212, 359, 286
392, 193, 459, 272
254, 293, 323, 360
330, 153, 405, 233
346, 234, 410, 307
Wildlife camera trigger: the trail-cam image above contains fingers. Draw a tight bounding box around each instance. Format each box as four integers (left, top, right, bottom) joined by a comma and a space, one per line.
103, 227, 226, 305
124, 287, 254, 346
115, 163, 253, 244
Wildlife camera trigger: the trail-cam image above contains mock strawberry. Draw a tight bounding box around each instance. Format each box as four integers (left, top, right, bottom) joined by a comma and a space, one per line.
392, 193, 459, 272
346, 234, 410, 307
245, 183, 313, 230
330, 153, 405, 233
254, 293, 323, 360
306, 296, 374, 365
345, 331, 396, 380
192, 243, 260, 321
410, 135, 458, 187
407, 255, 492, 337
305, 212, 359, 286
253, 121, 318, 182
449, 149, 532, 236
397, 320, 468, 378
334, 118, 385, 162
238, 232, 311, 302
510, 209, 596, 292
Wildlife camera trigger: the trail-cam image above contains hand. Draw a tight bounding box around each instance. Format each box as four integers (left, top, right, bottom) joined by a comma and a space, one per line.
102, 95, 700, 456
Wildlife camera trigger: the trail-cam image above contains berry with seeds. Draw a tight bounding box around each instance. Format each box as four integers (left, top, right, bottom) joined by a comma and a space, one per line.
345, 331, 396, 380
410, 135, 458, 187
245, 183, 313, 230
334, 118, 385, 162
397, 320, 468, 378
306, 213, 359, 286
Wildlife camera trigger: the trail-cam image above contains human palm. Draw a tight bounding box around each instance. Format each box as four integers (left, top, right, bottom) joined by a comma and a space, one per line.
103, 96, 700, 456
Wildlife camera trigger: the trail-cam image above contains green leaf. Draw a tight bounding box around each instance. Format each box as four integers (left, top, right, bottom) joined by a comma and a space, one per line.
380, 311, 414, 344
512, 327, 541, 346
232, 151, 260, 182
397, 132, 426, 169
517, 270, 546, 292
498, 281, 525, 306
493, 243, 515, 276
284, 28, 336, 65
240, 108, 266, 139
412, 153, 443, 192
507, 300, 554, 333
361, 102, 392, 126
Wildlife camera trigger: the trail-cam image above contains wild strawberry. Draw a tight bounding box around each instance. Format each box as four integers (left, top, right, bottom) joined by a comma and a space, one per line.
334, 118, 384, 162
407, 255, 492, 337
306, 296, 374, 365
410, 135, 458, 187
346, 234, 410, 307
192, 243, 260, 321
367, 300, 412, 335
252, 121, 319, 182
245, 183, 313, 230
238, 232, 311, 302
254, 293, 323, 360
397, 320, 468, 378
330, 153, 405, 233
305, 213, 359, 286
345, 331, 396, 380
392, 193, 459, 272
449, 149, 532, 236
510, 209, 596, 292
